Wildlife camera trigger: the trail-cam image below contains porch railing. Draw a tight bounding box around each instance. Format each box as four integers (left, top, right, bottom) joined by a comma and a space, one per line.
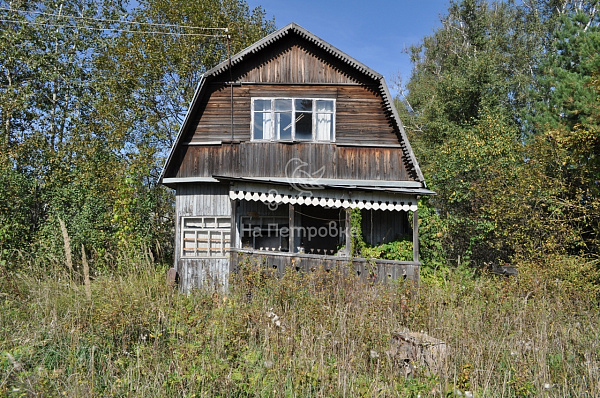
230, 248, 419, 283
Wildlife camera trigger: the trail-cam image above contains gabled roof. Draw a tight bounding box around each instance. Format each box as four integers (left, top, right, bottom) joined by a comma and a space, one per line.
205, 22, 382, 80
159, 22, 426, 186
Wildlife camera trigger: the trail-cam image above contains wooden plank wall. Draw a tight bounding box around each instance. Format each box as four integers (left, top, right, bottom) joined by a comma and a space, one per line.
187, 83, 398, 146
171, 142, 414, 181
230, 250, 419, 283
239, 43, 358, 84
178, 258, 230, 293
175, 183, 231, 292
180, 41, 399, 146
162, 40, 419, 180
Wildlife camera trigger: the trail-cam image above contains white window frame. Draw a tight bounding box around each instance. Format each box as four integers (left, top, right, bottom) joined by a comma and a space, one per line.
251, 98, 336, 142
180, 216, 231, 258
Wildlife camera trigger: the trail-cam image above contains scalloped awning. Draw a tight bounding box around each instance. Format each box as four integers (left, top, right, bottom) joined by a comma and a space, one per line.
229, 190, 417, 212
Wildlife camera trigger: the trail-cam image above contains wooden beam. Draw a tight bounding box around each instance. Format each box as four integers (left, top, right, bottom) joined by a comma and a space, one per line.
412, 209, 419, 265
345, 208, 352, 256
229, 198, 237, 274
289, 203, 295, 254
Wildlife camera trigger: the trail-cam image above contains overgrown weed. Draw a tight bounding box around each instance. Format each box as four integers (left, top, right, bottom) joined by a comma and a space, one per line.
1, 255, 598, 396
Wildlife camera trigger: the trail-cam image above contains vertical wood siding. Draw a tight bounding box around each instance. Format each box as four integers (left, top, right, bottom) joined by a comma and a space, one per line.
230, 250, 419, 283
175, 183, 231, 292
238, 42, 358, 84
171, 143, 415, 181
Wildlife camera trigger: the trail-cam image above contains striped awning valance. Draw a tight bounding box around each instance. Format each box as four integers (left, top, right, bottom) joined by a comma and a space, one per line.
229, 190, 417, 212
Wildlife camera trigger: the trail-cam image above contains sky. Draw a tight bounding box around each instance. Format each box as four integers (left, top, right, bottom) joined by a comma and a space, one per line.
245, 0, 451, 96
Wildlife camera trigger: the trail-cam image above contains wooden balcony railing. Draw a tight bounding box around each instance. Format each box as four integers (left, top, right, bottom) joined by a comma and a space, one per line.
230, 248, 419, 283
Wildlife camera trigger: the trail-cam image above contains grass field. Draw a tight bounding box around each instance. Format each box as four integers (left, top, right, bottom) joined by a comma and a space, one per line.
1, 258, 599, 397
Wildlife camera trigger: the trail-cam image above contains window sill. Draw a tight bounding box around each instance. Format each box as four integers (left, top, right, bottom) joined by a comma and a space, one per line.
250, 140, 335, 144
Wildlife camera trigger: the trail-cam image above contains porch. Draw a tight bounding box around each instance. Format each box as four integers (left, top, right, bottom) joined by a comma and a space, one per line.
228, 181, 422, 284
175, 181, 424, 291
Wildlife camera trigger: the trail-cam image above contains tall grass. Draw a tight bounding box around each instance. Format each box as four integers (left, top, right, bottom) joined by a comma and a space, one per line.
1, 256, 598, 397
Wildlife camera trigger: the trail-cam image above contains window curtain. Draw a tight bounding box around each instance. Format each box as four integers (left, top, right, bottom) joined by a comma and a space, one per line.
316, 112, 333, 141
254, 111, 273, 140
261, 112, 273, 140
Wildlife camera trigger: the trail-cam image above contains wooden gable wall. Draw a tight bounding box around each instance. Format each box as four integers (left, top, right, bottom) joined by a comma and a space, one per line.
187, 37, 400, 146
165, 34, 418, 182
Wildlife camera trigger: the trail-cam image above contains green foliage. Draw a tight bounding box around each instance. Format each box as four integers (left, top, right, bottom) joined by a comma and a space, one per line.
351, 202, 447, 275
0, 0, 273, 272
399, 0, 600, 271
1, 259, 599, 396
415, 198, 448, 271
349, 207, 366, 256
527, 8, 600, 256
364, 239, 413, 261
531, 9, 600, 134
398, 0, 544, 266
0, 161, 37, 258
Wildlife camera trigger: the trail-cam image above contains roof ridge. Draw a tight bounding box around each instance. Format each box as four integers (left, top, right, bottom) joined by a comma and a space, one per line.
204, 22, 383, 81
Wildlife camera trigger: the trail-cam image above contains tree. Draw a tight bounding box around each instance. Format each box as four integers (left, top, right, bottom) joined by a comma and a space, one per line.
0, 0, 274, 271
398, 0, 547, 265
528, 7, 600, 256
399, 0, 600, 267
1, 0, 125, 259
89, 0, 274, 263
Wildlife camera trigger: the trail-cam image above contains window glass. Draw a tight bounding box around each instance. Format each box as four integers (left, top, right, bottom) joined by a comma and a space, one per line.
254, 111, 273, 140
316, 113, 333, 141
316, 100, 333, 112
254, 113, 265, 140
274, 99, 292, 111
252, 98, 334, 142
295, 112, 313, 140
295, 99, 313, 112
254, 99, 271, 112
315, 100, 334, 141
276, 112, 293, 140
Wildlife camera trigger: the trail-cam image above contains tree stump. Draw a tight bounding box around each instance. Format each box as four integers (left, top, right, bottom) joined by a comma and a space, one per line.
167, 268, 179, 287
388, 331, 447, 376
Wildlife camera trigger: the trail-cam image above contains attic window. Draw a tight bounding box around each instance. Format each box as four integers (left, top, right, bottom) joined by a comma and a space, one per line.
252, 98, 335, 142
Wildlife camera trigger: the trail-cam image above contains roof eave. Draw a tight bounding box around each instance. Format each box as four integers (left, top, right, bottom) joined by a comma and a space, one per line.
158, 75, 207, 184
377, 76, 427, 186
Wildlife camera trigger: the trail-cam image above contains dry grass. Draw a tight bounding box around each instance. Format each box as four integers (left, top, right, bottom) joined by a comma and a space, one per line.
0, 257, 598, 397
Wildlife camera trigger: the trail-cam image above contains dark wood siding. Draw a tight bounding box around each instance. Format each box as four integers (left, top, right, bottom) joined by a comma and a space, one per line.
238, 44, 358, 84
230, 249, 420, 283
335, 85, 395, 145
170, 142, 415, 182
185, 83, 398, 146
164, 40, 414, 181
180, 41, 399, 146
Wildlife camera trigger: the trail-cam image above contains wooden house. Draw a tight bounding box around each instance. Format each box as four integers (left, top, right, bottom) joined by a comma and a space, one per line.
159, 23, 434, 291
